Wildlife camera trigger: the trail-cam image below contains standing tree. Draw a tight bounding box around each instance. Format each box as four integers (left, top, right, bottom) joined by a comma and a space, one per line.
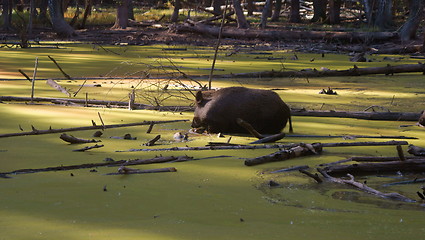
232, 0, 249, 28
270, 0, 282, 22
2, 0, 13, 31
171, 0, 181, 22
112, 0, 129, 29
311, 0, 327, 22
289, 0, 301, 23
260, 0, 272, 28
399, 0, 424, 41
328, 0, 341, 24
374, 0, 393, 29
48, 0, 76, 36
212, 0, 224, 15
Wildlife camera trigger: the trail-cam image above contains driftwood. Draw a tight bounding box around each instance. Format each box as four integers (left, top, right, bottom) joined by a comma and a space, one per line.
291, 109, 421, 121
59, 133, 101, 144
299, 169, 323, 183
322, 159, 425, 175
73, 144, 104, 152
119, 140, 409, 152
46, 79, 70, 96
244, 143, 322, 166
317, 169, 416, 203
208, 63, 425, 79
0, 119, 189, 138
0, 156, 192, 177
175, 21, 398, 43
105, 166, 177, 175
144, 135, 161, 146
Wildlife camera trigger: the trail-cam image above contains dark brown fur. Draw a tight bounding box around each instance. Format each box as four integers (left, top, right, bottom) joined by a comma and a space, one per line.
191, 87, 293, 134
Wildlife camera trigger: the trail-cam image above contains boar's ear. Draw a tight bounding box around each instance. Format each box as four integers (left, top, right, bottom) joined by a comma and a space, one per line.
195, 91, 204, 104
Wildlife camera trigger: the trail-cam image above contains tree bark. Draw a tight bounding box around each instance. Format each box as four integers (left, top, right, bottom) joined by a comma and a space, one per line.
260, 0, 273, 28
112, 0, 129, 29
311, 0, 327, 22
328, 0, 341, 24
399, 0, 424, 42
289, 0, 301, 23
374, 0, 393, 30
270, 0, 282, 22
2, 0, 13, 31
171, 0, 181, 22
232, 0, 249, 28
48, 0, 76, 37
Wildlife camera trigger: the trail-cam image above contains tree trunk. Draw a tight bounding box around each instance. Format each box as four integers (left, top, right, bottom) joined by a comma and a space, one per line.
48, 0, 76, 37
246, 0, 255, 16
212, 0, 224, 15
128, 0, 134, 20
81, 0, 92, 29
362, 0, 373, 24
328, 0, 341, 24
399, 0, 424, 42
311, 0, 327, 22
111, 0, 129, 29
289, 0, 301, 23
270, 0, 282, 22
260, 0, 273, 28
171, 0, 181, 22
232, 0, 249, 28
374, 0, 393, 29
2, 0, 13, 31
38, 0, 50, 24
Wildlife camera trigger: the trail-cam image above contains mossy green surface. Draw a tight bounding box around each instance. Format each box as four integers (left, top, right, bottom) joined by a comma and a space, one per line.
1, 45, 425, 240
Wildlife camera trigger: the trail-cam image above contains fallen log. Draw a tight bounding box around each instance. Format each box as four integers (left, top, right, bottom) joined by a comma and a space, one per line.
250, 133, 286, 144
0, 119, 189, 138
208, 63, 425, 79
144, 135, 161, 146
0, 156, 192, 177
291, 109, 421, 121
175, 21, 398, 43
322, 158, 425, 175
287, 134, 417, 139
244, 143, 322, 166
60, 133, 101, 144
119, 140, 409, 152
383, 178, 425, 186
270, 165, 310, 173
0, 96, 194, 111
317, 169, 416, 202
105, 167, 177, 175
407, 145, 425, 156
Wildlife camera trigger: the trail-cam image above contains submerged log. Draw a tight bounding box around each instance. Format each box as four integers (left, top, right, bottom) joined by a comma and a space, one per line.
73, 144, 104, 152
318, 169, 416, 202
60, 133, 101, 144
46, 79, 70, 96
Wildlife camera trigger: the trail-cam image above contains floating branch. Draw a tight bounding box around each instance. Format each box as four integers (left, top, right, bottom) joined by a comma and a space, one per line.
119, 140, 409, 152
73, 144, 104, 152
317, 169, 416, 203
244, 143, 322, 166
0, 156, 192, 177
0, 119, 189, 138
60, 133, 101, 144
105, 167, 177, 175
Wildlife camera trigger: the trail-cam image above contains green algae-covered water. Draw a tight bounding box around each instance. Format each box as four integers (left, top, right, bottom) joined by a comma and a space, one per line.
1, 44, 425, 239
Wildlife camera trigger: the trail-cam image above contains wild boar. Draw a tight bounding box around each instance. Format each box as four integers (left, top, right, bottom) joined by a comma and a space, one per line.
191, 87, 293, 134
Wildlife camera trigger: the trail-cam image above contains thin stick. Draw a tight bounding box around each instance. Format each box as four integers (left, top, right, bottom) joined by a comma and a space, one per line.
48, 55, 72, 80
30, 57, 39, 103
0, 119, 189, 138
98, 112, 105, 130
18, 69, 32, 82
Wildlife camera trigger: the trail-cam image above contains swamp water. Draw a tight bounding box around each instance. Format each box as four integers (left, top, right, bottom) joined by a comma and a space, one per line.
1, 44, 425, 239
